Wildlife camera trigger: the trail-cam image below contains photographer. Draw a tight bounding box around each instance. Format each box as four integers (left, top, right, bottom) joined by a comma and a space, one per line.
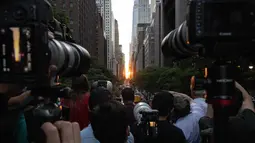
199, 81, 255, 143
41, 121, 81, 143
151, 91, 186, 143
0, 84, 31, 143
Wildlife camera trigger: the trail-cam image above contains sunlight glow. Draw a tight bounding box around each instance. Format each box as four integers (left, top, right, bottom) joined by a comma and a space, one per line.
125, 53, 130, 79
125, 69, 130, 79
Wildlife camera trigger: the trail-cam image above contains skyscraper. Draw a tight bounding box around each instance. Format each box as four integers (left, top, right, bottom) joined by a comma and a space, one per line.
150, 0, 156, 18
52, 0, 97, 56
96, 0, 114, 70
131, 0, 151, 54
95, 13, 107, 68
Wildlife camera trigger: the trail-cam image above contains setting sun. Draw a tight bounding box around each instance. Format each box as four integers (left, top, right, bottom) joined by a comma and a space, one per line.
125, 71, 130, 79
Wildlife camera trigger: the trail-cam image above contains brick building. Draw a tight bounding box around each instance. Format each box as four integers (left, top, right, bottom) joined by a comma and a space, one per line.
51, 0, 97, 58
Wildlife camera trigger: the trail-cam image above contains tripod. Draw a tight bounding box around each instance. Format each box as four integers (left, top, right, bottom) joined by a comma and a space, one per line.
205, 60, 240, 143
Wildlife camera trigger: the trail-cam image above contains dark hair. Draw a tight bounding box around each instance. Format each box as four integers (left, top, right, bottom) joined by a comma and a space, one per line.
72, 74, 89, 92
91, 100, 128, 143
152, 91, 174, 117
71, 75, 89, 101
121, 87, 134, 102
89, 87, 112, 110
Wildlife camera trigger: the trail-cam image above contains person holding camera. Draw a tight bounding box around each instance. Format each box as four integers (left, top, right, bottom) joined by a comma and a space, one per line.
199, 81, 255, 143
0, 84, 31, 143
41, 121, 81, 143
151, 91, 186, 143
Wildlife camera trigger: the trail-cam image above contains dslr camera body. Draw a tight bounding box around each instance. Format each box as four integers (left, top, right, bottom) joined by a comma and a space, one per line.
0, 0, 91, 142
0, 0, 90, 87
162, 0, 255, 142
187, 0, 255, 59
133, 102, 159, 143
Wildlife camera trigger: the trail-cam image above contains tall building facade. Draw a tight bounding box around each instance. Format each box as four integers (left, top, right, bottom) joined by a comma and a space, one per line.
150, 0, 156, 15
117, 45, 125, 79
52, 0, 97, 57
144, 25, 155, 67
115, 20, 120, 58
135, 23, 150, 72
152, 1, 163, 66
96, 0, 114, 70
130, 0, 151, 75
111, 13, 117, 75
131, 0, 151, 53
115, 20, 122, 78
95, 13, 107, 67
144, 0, 164, 68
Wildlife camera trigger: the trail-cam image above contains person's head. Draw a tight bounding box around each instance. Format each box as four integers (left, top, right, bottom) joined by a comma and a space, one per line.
152, 91, 174, 120
121, 87, 134, 103
174, 95, 191, 118
190, 76, 206, 99
88, 87, 113, 111
91, 100, 128, 143
72, 74, 89, 92
91, 80, 113, 92
191, 89, 206, 99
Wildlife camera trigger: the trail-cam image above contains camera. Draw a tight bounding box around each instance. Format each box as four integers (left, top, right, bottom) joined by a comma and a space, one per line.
92, 80, 113, 91
162, 0, 255, 107
162, 1, 255, 142
133, 102, 159, 141
0, 0, 91, 87
0, 1, 91, 142
162, 0, 255, 59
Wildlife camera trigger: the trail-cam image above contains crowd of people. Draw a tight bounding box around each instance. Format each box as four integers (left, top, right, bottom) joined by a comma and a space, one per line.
1, 74, 255, 143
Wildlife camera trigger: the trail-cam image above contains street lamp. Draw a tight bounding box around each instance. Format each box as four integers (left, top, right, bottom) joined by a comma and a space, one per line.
249, 65, 253, 70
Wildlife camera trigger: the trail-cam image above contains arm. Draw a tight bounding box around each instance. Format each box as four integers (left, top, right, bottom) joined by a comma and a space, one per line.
235, 82, 254, 112
8, 91, 31, 105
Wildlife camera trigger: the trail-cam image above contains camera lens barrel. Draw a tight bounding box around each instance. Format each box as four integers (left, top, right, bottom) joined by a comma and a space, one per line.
161, 21, 198, 59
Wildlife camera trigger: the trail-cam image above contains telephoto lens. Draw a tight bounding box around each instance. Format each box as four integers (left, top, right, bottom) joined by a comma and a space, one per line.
161, 21, 198, 59
49, 39, 90, 77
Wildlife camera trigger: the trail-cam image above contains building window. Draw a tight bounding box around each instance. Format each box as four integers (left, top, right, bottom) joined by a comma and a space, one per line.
70, 3, 73, 7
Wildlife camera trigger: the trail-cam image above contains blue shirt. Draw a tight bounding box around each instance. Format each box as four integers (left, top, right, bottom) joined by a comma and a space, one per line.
191, 98, 208, 119
175, 113, 200, 143
175, 98, 207, 143
80, 124, 134, 143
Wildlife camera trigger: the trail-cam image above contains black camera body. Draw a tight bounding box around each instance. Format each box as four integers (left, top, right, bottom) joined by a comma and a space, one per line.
0, 0, 90, 87
161, 0, 255, 142
139, 110, 159, 138
0, 0, 53, 86
187, 0, 255, 58
0, 1, 91, 142
162, 0, 255, 60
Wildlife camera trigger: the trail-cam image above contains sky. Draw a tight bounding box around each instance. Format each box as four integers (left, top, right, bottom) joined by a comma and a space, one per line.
112, 0, 133, 72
